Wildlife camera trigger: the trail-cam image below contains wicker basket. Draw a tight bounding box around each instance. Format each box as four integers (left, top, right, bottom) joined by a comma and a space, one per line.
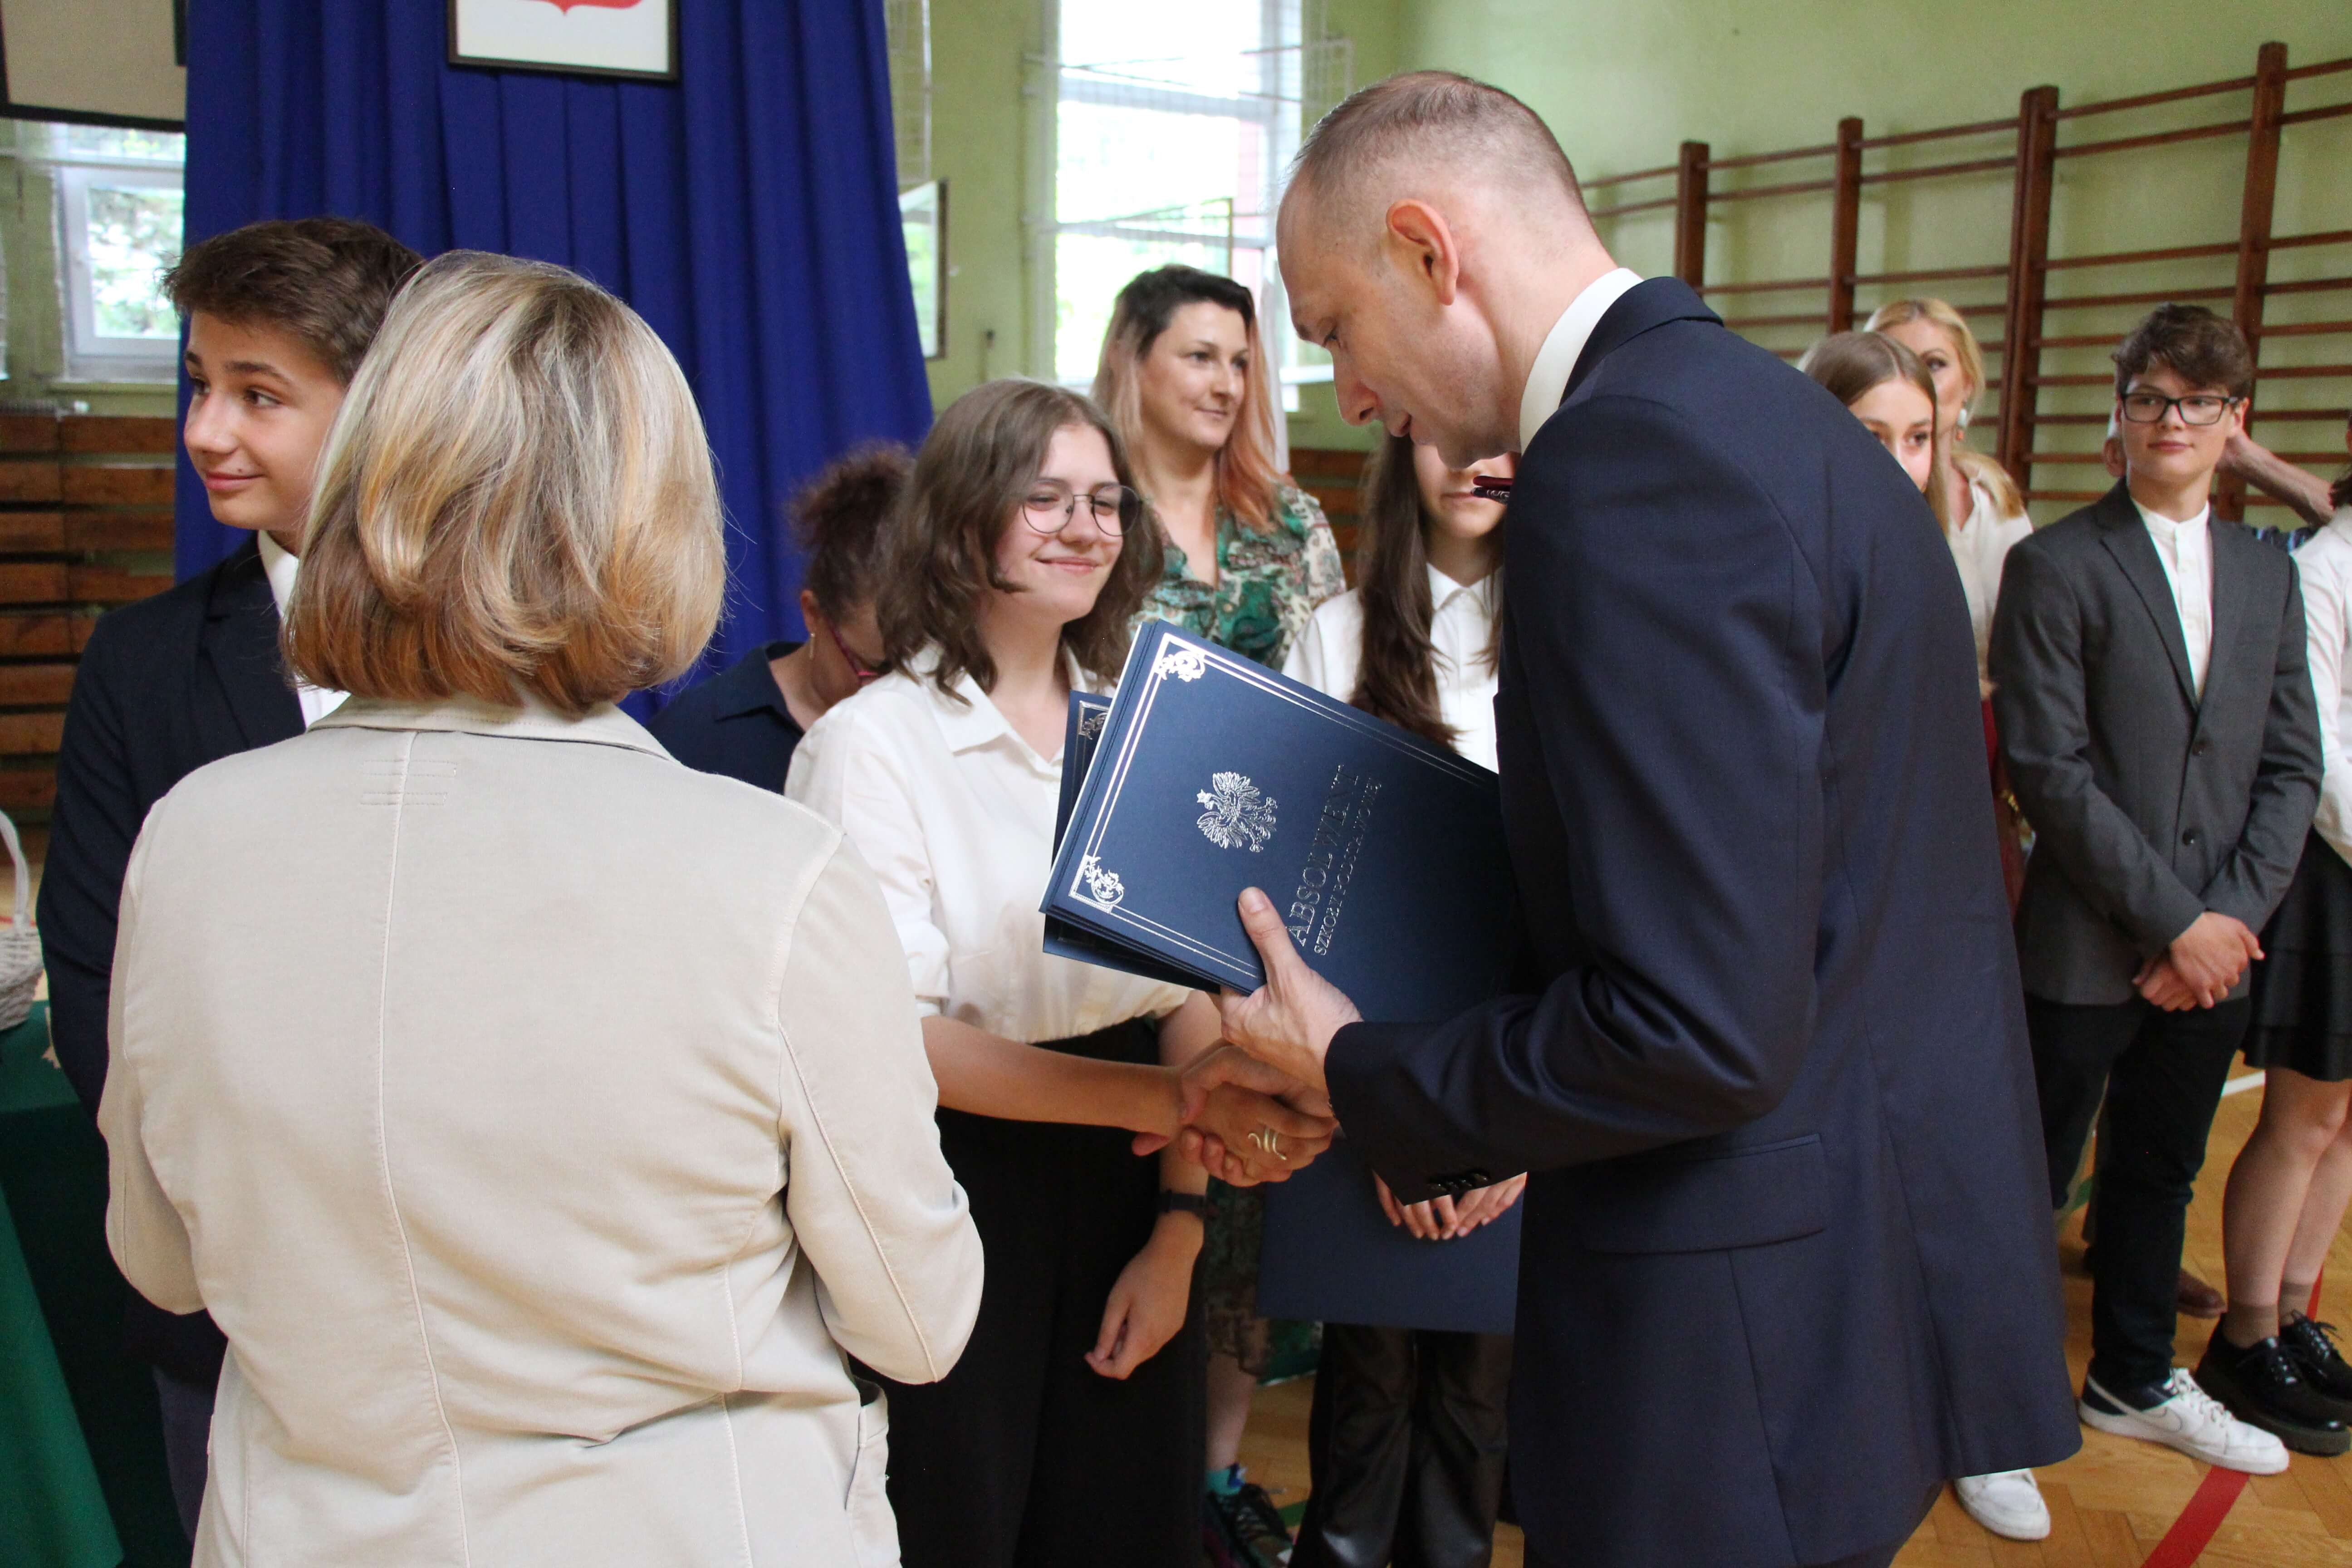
0, 810, 40, 1029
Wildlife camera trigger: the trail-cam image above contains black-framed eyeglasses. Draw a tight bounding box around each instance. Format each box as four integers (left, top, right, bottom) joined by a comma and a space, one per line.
2120, 391, 2241, 426
1021, 482, 1142, 537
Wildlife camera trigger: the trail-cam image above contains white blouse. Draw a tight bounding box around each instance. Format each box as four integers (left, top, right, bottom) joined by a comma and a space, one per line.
1282, 564, 1502, 771
2294, 508, 2352, 871
1946, 471, 2034, 687
786, 652, 1193, 1043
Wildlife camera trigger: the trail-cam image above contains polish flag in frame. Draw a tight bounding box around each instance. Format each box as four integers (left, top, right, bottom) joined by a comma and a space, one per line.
448, 0, 678, 84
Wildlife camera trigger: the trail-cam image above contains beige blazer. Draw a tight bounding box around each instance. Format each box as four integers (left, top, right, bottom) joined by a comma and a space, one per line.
99, 695, 982, 1567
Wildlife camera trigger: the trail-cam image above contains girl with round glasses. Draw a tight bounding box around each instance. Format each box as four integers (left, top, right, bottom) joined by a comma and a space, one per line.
789, 378, 1335, 1568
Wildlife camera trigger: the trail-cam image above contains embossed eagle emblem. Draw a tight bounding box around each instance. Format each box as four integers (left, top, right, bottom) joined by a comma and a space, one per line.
1196, 772, 1277, 852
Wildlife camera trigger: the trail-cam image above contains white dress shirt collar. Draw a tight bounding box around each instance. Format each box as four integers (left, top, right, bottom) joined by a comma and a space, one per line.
1518, 266, 1644, 452
915, 647, 1093, 764
255, 531, 349, 727
2131, 494, 2215, 698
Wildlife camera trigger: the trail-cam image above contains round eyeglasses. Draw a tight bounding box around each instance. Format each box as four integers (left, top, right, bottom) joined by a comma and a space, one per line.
1021, 482, 1142, 537
2120, 391, 2241, 426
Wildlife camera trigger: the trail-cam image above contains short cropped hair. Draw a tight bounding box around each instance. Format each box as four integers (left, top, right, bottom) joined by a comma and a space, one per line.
876, 378, 1162, 699
286, 251, 725, 714
1289, 71, 1583, 229
793, 443, 911, 621
2112, 304, 2255, 400
1093, 265, 1283, 533
164, 218, 422, 385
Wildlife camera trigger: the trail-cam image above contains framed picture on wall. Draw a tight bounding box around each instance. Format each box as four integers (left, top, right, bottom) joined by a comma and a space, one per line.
448, 0, 679, 84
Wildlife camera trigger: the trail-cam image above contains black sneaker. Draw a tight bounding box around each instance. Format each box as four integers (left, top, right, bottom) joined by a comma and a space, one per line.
2281, 1313, 2352, 1411
2195, 1328, 2352, 1455
1205, 1474, 1293, 1568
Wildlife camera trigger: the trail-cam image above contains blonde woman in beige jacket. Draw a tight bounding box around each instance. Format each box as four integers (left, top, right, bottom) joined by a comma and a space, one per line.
98, 252, 982, 1567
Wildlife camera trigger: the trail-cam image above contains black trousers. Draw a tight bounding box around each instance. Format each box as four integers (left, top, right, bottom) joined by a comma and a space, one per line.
1291, 1323, 1513, 1568
880, 1020, 1204, 1568
2026, 994, 2249, 1392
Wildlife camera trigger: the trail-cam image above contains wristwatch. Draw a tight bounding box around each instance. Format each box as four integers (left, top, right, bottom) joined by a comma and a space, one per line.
1156, 1190, 1209, 1218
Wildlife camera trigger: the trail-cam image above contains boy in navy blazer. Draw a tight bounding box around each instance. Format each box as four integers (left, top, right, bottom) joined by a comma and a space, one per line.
41, 217, 420, 1538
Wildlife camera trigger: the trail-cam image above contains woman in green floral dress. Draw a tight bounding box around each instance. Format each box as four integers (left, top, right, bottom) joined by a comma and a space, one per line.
1094, 264, 1345, 1568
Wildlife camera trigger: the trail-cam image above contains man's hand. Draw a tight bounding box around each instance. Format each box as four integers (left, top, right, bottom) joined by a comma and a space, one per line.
1215, 888, 1364, 1097
1167, 1045, 1336, 1183
2164, 911, 2262, 1007
2132, 955, 2200, 1011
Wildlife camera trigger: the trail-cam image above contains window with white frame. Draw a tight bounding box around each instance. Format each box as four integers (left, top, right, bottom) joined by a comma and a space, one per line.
1049, 0, 1348, 400
51, 124, 186, 382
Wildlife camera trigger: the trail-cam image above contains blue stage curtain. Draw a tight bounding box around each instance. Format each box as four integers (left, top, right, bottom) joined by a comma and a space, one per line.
177, 0, 933, 699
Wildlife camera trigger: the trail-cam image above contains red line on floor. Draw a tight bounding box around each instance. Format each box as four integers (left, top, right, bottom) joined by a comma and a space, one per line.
2129, 1271, 2322, 1568
2137, 1465, 2248, 1568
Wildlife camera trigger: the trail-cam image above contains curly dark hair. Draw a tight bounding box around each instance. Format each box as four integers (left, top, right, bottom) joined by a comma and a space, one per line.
165, 217, 422, 385
792, 443, 911, 620
876, 379, 1163, 699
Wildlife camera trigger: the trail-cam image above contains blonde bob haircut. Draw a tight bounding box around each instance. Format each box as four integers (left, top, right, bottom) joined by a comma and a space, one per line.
286, 251, 725, 715
1866, 295, 2026, 520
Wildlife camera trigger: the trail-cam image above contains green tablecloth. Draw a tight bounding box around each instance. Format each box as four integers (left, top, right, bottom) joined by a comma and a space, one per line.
0, 1004, 188, 1568
1, 1157, 121, 1568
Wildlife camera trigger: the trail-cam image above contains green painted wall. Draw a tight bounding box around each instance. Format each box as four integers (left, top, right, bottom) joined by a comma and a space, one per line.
919, 0, 1405, 455
1396, 3, 2352, 514
920, 0, 1042, 414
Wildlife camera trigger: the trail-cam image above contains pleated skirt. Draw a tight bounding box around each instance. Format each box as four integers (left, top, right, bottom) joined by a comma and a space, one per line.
2246, 829, 2352, 1083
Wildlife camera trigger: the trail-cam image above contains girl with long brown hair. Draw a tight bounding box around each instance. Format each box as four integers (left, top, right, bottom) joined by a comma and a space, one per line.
1095, 265, 1345, 669
1281, 433, 1522, 1568
788, 378, 1335, 1568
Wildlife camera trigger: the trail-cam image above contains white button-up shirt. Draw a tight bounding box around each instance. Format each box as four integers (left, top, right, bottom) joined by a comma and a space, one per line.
787, 652, 1192, 1042
2132, 496, 2215, 699
255, 531, 349, 727
1518, 267, 1644, 452
2293, 508, 2352, 869
1283, 565, 1503, 771
1948, 472, 2035, 687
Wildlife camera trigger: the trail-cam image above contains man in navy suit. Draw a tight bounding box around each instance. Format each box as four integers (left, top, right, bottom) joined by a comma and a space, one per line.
1210, 74, 2078, 1568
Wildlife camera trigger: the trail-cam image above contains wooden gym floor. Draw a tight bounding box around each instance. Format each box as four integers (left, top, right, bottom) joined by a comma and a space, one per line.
1235, 1074, 2352, 1567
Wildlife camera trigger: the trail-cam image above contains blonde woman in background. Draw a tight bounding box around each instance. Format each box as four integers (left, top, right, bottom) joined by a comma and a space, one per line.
1870, 298, 2034, 691
1095, 265, 1348, 1568
100, 252, 985, 1566
1096, 265, 1344, 666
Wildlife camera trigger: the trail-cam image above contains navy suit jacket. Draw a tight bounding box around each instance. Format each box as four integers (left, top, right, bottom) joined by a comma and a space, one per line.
40, 537, 302, 1383
1328, 279, 2079, 1567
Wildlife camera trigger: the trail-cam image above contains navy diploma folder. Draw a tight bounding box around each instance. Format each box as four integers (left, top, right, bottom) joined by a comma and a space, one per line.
1042, 621, 1522, 1333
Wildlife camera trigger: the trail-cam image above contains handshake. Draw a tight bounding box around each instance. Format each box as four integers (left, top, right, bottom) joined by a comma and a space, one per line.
1140, 1044, 1338, 1186
1135, 886, 1381, 1186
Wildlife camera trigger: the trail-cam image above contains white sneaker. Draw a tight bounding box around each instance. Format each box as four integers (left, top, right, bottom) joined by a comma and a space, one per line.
1955, 1470, 2049, 1540
2079, 1369, 2290, 1474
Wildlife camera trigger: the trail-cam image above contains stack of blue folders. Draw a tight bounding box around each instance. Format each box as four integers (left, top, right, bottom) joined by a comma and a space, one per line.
1044, 620, 1524, 1333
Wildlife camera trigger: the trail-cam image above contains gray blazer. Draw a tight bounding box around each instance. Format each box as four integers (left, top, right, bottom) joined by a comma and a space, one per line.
1991, 481, 2321, 1005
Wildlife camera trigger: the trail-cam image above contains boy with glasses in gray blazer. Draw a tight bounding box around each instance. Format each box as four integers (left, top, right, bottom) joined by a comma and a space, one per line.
1993, 304, 2325, 1469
